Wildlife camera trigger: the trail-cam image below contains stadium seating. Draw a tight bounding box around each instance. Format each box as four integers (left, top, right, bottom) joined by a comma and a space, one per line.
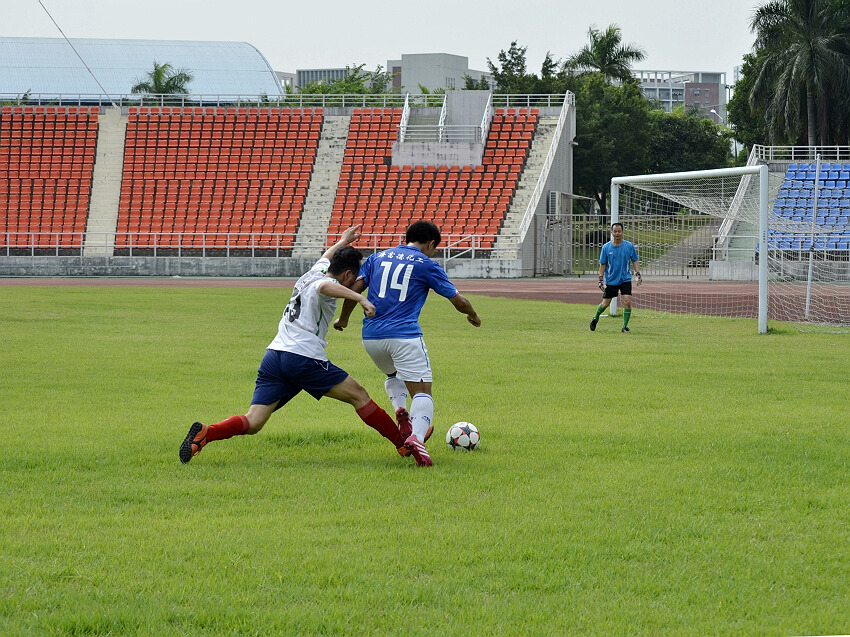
328, 107, 538, 251
116, 106, 322, 251
772, 161, 850, 253
0, 106, 97, 250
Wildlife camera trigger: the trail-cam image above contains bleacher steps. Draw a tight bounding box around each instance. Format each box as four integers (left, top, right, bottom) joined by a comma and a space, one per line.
291, 115, 351, 258
494, 116, 560, 258
83, 107, 126, 257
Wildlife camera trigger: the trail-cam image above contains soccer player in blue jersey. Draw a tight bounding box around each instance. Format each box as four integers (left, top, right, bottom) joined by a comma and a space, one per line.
590, 222, 642, 333
179, 226, 410, 464
334, 220, 481, 467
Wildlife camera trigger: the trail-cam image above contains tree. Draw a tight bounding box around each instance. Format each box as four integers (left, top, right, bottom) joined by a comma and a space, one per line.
462, 74, 492, 91
131, 61, 193, 95
647, 106, 733, 173
749, 0, 850, 145
572, 74, 652, 216
487, 41, 539, 93
565, 24, 647, 84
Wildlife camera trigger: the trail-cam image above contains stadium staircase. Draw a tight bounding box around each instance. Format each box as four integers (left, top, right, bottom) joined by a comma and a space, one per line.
495, 114, 559, 258
84, 107, 126, 257
292, 114, 351, 257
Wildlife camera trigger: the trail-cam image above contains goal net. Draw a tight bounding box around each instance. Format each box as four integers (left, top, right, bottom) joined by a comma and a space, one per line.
611, 164, 850, 334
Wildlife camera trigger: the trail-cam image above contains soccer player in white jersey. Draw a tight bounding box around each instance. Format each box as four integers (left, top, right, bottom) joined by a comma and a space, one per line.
179, 226, 409, 463
334, 220, 482, 467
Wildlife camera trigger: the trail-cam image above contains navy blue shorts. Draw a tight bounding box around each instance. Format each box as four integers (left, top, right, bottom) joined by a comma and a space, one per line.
603, 281, 633, 299
252, 349, 349, 411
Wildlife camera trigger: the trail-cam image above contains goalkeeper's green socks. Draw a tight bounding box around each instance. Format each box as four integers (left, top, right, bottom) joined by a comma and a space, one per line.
623, 308, 632, 328
594, 304, 605, 320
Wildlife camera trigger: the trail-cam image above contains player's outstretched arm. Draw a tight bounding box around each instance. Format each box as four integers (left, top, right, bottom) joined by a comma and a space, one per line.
321, 225, 361, 262
318, 280, 376, 318
334, 279, 366, 331
449, 293, 481, 327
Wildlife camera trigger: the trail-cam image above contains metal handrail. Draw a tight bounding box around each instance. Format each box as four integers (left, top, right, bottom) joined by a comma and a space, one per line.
1, 231, 516, 259
518, 93, 574, 241
0, 92, 575, 109
398, 93, 411, 141
752, 144, 850, 162
480, 93, 493, 144
437, 94, 448, 142
401, 125, 482, 143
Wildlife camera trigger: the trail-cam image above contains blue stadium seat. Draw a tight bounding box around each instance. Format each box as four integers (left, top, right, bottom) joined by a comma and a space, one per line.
837, 239, 850, 250
824, 180, 836, 188
788, 162, 799, 171
835, 180, 847, 189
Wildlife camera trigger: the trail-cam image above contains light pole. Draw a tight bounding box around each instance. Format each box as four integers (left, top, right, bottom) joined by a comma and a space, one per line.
711, 109, 739, 166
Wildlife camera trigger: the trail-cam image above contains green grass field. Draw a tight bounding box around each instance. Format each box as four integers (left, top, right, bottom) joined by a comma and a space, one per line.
2, 284, 848, 636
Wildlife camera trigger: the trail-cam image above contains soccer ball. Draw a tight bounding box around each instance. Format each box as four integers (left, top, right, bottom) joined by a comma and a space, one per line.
446, 422, 480, 451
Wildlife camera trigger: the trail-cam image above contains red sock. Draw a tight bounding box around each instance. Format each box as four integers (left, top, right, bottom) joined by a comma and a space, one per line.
356, 400, 404, 447
206, 415, 250, 443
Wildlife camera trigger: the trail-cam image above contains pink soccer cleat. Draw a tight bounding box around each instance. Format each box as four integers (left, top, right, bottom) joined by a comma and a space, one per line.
404, 434, 433, 467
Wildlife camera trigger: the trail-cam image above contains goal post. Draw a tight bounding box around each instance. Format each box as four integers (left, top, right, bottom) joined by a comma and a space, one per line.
611, 165, 770, 333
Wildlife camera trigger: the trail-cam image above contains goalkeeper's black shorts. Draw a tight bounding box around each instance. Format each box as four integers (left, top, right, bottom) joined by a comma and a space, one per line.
603, 281, 633, 298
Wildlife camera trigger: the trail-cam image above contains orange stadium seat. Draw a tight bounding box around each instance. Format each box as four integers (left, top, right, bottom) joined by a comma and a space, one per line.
116, 107, 322, 251
0, 106, 98, 251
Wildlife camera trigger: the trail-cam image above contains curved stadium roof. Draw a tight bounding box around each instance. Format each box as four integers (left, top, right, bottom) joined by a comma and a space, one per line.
0, 37, 284, 99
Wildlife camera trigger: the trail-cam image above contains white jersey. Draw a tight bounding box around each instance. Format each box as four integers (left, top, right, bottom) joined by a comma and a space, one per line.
268, 258, 337, 361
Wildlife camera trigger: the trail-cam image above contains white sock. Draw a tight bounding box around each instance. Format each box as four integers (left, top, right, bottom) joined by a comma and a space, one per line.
384, 376, 408, 413
410, 393, 434, 441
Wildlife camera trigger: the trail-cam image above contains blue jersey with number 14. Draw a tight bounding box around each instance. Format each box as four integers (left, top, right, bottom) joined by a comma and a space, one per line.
359, 244, 458, 340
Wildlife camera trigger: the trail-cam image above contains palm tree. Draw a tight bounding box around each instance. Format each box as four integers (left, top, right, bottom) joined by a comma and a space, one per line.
750, 0, 850, 145
131, 61, 193, 95
565, 24, 646, 84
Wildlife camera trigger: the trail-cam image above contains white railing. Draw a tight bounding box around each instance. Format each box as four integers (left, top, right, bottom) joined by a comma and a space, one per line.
480, 93, 493, 144
491, 94, 574, 109
401, 125, 483, 143
437, 94, 448, 142
0, 92, 574, 110
398, 93, 411, 141
0, 231, 513, 260
518, 92, 574, 241
752, 144, 850, 163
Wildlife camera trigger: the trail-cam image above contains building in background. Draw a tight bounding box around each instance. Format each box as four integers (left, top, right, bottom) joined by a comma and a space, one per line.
386, 53, 492, 93
633, 70, 728, 122
0, 37, 284, 99
295, 68, 350, 89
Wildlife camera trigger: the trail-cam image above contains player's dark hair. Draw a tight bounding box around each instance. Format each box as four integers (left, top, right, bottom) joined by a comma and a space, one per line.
405, 220, 442, 247
328, 246, 362, 276
611, 222, 624, 230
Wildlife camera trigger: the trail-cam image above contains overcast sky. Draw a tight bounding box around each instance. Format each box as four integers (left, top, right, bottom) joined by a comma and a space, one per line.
7, 0, 759, 85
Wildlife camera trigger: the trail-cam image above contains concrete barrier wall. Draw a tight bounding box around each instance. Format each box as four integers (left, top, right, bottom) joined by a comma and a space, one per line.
0, 256, 524, 278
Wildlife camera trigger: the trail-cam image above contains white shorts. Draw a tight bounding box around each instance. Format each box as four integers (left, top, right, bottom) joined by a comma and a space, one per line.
363, 337, 432, 382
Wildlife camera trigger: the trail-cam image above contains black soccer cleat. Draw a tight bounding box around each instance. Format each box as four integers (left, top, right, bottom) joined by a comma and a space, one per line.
590, 317, 598, 331
179, 421, 208, 463
621, 326, 630, 333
